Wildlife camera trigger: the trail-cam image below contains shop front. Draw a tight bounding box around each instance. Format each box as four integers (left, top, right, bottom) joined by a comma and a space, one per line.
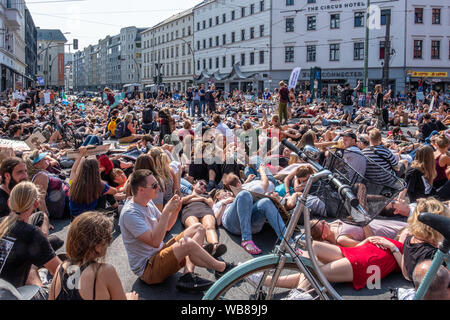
406, 70, 449, 93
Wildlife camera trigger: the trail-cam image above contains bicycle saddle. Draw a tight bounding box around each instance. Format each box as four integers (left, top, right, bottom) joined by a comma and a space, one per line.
418, 213, 450, 242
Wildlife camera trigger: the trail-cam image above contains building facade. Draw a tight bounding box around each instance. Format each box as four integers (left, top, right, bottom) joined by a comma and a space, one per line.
37, 28, 67, 89
0, 0, 28, 92
24, 7, 37, 89
141, 8, 194, 92
193, 0, 271, 93
120, 26, 146, 85
271, 0, 450, 95
64, 53, 73, 91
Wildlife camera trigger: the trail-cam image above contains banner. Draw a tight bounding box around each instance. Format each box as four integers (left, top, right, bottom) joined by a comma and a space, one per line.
58, 53, 65, 82
288, 67, 302, 90
408, 71, 448, 78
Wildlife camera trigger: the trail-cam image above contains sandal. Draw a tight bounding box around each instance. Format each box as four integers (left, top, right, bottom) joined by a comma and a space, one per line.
241, 240, 262, 255
213, 244, 227, 259
203, 243, 214, 255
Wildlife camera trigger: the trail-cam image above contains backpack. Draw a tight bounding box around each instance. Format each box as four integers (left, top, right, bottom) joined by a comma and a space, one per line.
114, 121, 127, 139
108, 117, 119, 137
142, 108, 153, 124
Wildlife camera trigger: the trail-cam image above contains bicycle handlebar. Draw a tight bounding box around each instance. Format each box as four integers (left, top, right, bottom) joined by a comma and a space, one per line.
281, 139, 360, 209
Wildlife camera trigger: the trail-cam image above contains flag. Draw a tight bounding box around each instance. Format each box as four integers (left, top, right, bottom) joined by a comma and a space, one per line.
62, 90, 69, 106
288, 67, 302, 90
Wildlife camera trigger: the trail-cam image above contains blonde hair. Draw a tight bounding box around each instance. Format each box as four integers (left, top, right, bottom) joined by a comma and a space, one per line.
0, 182, 40, 239
149, 147, 172, 187
408, 198, 450, 246
411, 145, 437, 184
124, 113, 133, 123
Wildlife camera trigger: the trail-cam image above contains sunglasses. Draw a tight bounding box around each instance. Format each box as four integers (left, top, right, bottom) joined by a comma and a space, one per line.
144, 182, 159, 190
198, 181, 207, 188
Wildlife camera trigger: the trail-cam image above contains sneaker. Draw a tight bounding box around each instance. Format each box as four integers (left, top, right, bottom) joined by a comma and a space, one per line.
176, 273, 214, 293
282, 288, 314, 300
215, 262, 236, 279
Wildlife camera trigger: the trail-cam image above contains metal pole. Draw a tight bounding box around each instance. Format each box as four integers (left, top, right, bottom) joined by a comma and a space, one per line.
383, 13, 391, 90
363, 0, 371, 94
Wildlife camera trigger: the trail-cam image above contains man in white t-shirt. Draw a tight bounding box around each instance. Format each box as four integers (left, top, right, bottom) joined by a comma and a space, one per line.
212, 114, 234, 140
120, 169, 234, 292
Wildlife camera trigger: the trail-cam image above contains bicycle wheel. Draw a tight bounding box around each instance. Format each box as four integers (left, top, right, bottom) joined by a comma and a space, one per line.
62, 125, 79, 148
203, 254, 327, 300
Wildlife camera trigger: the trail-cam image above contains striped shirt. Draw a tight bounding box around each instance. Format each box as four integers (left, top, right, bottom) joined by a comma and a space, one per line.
362, 145, 398, 186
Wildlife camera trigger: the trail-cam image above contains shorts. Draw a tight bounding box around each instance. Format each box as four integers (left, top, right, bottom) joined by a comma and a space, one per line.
140, 232, 186, 285
343, 105, 354, 115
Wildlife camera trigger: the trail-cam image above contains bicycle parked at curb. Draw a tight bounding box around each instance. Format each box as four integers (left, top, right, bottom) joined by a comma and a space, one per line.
203, 139, 407, 300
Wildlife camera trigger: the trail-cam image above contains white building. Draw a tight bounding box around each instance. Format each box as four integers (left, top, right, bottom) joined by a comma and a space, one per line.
0, 0, 27, 91
120, 26, 146, 85
141, 8, 194, 92
271, 0, 450, 95
193, 0, 271, 93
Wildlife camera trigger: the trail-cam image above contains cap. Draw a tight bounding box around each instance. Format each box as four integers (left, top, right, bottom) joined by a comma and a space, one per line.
0, 279, 40, 300
341, 132, 357, 141
32, 152, 48, 165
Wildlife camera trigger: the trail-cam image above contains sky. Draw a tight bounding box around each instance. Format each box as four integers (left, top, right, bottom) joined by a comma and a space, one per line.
27, 0, 202, 51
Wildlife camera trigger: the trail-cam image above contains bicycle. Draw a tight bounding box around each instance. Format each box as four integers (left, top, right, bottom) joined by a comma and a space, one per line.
413, 212, 449, 300
38, 107, 82, 149
203, 139, 406, 300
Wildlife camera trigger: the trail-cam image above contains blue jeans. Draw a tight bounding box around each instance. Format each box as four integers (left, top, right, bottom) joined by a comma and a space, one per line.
244, 156, 279, 186
180, 178, 193, 195
82, 135, 102, 146
222, 191, 287, 242
186, 100, 194, 117
200, 100, 206, 115
193, 100, 201, 116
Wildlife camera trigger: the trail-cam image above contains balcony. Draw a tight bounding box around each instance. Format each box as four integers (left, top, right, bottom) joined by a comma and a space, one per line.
5, 8, 21, 30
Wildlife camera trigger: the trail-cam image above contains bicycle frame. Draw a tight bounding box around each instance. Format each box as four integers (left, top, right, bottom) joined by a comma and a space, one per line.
262, 169, 342, 300
414, 239, 449, 300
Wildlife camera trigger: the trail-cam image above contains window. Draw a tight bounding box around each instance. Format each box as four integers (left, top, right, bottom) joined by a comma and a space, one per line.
209, 18, 212, 28
231, 55, 235, 65
330, 14, 340, 29
307, 0, 316, 3
223, 14, 226, 23
215, 36, 219, 47
241, 7, 246, 18
286, 0, 294, 5
330, 44, 340, 61
241, 53, 246, 66
381, 9, 391, 25
203, 39, 206, 49
413, 40, 422, 59
307, 16, 316, 30
379, 41, 385, 59
241, 29, 245, 41
431, 40, 440, 59
203, 59, 206, 69
414, 8, 423, 24
307, 45, 316, 62
197, 41, 200, 50
209, 58, 212, 69
223, 56, 226, 68
231, 10, 235, 20
354, 42, 364, 60
231, 32, 235, 43
216, 57, 219, 69
260, 1, 264, 12
250, 4, 255, 15
209, 38, 212, 48
354, 12, 364, 27
286, 18, 294, 32
203, 20, 206, 29
250, 27, 255, 39
432, 8, 441, 24
188, 26, 191, 36
223, 34, 227, 45
285, 46, 294, 63
197, 60, 200, 71
259, 50, 265, 64
216, 16, 219, 25
250, 52, 255, 65
260, 25, 265, 37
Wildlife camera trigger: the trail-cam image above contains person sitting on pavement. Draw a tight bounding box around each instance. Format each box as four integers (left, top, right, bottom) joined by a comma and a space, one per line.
412, 260, 450, 300
49, 211, 139, 300
0, 182, 62, 299
119, 169, 235, 292
0, 157, 28, 218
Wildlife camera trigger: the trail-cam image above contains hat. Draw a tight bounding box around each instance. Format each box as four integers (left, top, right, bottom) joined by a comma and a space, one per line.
341, 132, 357, 141
32, 152, 48, 165
0, 279, 39, 300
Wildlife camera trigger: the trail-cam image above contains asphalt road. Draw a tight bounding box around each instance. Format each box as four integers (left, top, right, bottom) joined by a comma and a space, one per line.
51, 214, 412, 300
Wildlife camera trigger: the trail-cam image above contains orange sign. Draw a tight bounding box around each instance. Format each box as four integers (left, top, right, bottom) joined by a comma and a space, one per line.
408, 71, 448, 78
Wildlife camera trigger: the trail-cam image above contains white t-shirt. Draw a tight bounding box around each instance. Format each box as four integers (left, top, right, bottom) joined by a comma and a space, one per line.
242, 180, 275, 194
119, 199, 164, 277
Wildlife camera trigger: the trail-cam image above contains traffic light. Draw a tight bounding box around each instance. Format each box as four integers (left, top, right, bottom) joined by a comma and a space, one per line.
73, 39, 78, 50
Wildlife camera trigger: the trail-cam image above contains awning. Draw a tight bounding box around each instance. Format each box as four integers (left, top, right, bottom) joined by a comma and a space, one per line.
195, 63, 259, 82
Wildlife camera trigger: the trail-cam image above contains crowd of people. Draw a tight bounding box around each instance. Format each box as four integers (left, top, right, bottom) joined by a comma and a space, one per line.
0, 80, 449, 300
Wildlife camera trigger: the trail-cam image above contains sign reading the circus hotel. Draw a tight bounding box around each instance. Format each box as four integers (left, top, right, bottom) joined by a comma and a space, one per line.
306, 1, 367, 12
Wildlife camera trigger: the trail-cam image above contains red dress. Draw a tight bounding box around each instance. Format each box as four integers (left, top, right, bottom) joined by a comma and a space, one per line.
339, 237, 403, 290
